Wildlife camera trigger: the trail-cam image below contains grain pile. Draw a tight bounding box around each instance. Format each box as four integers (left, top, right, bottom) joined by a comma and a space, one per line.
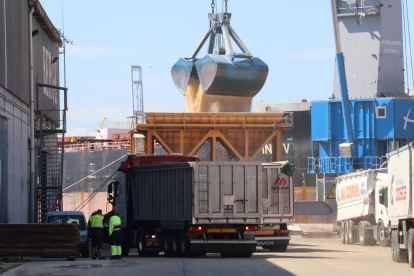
185, 78, 253, 112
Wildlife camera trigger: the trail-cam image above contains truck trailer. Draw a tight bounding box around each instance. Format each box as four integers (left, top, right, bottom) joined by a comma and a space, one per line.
256, 162, 294, 252
336, 169, 390, 247
107, 155, 263, 257
387, 143, 414, 267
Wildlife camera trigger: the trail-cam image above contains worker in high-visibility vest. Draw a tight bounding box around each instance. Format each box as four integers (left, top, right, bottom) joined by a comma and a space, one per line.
89, 209, 106, 260
109, 209, 122, 259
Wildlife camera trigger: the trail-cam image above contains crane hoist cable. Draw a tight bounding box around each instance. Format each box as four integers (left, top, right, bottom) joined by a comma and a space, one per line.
405, 0, 414, 93
403, 0, 409, 92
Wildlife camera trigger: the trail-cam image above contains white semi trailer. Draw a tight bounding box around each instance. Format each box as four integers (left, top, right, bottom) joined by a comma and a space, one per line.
336, 169, 390, 247
388, 143, 414, 267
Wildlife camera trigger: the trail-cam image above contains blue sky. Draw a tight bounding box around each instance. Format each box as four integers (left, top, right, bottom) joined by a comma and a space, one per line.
39, 0, 414, 136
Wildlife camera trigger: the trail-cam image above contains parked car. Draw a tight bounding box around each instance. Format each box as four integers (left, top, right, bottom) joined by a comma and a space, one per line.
46, 211, 89, 257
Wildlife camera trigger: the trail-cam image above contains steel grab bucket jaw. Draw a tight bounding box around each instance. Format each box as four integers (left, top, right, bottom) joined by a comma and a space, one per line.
171, 58, 194, 95
195, 54, 268, 97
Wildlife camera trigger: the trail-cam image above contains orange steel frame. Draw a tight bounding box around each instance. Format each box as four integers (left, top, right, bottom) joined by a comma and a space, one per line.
131, 112, 293, 162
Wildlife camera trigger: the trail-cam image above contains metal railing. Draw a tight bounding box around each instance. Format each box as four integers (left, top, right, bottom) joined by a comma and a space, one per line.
58, 141, 130, 152
97, 121, 133, 129
308, 156, 387, 174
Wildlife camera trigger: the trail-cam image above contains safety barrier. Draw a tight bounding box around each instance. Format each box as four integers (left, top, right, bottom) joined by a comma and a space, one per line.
58, 141, 130, 152
308, 156, 387, 174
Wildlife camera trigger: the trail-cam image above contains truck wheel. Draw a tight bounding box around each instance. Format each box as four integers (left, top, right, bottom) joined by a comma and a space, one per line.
408, 230, 414, 268
195, 252, 206, 257
391, 230, 397, 262
348, 221, 357, 244
138, 230, 149, 257
378, 224, 390, 247
395, 229, 408, 263
220, 253, 231, 258
269, 245, 288, 252
359, 222, 368, 246
162, 231, 173, 257
344, 221, 350, 244
239, 252, 252, 258
178, 230, 190, 257
172, 231, 180, 257
340, 221, 346, 244
368, 238, 377, 246
121, 230, 130, 256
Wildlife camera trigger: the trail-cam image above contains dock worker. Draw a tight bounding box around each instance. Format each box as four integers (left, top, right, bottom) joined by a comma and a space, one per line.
109, 209, 122, 260
89, 209, 106, 260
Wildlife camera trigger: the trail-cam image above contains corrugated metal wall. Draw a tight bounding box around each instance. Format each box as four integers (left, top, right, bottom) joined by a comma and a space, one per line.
0, 116, 8, 223
33, 17, 60, 123
3, 0, 29, 104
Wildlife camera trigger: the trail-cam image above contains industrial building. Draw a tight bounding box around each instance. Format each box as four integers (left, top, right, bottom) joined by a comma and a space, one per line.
0, 0, 66, 223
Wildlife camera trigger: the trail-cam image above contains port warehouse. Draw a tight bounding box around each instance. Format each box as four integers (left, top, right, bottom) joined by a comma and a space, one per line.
0, 0, 63, 223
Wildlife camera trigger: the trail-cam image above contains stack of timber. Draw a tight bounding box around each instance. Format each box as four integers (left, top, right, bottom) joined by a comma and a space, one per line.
0, 224, 79, 257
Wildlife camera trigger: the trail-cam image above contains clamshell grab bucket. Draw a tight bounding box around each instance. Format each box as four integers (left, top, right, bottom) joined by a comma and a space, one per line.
171, 12, 268, 112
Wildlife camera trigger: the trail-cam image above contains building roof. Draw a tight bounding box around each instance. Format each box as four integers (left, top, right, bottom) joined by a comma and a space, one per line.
29, 0, 63, 46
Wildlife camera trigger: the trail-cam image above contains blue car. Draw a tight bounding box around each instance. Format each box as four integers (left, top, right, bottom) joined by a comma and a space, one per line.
46, 211, 89, 257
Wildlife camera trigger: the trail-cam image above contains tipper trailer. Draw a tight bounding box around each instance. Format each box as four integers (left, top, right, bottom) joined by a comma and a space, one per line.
108, 155, 263, 257
388, 143, 414, 267
256, 162, 295, 252
336, 169, 390, 247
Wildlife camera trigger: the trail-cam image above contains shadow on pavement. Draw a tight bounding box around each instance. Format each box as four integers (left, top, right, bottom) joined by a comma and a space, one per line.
256, 254, 336, 259
288, 243, 317, 247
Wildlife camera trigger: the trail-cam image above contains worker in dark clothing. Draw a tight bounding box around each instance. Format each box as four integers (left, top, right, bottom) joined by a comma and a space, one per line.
89, 209, 106, 260
109, 210, 122, 260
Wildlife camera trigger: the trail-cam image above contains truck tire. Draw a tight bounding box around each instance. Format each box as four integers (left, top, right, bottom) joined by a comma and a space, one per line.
178, 230, 190, 257
220, 253, 231, 258
344, 221, 350, 244
378, 223, 390, 247
172, 230, 180, 257
391, 230, 397, 262
138, 230, 149, 257
359, 222, 369, 246
348, 221, 358, 244
121, 230, 130, 256
162, 231, 173, 257
340, 221, 346, 244
394, 229, 408, 263
195, 252, 206, 257
408, 230, 414, 268
368, 238, 377, 246
269, 245, 288, 252
239, 252, 252, 258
